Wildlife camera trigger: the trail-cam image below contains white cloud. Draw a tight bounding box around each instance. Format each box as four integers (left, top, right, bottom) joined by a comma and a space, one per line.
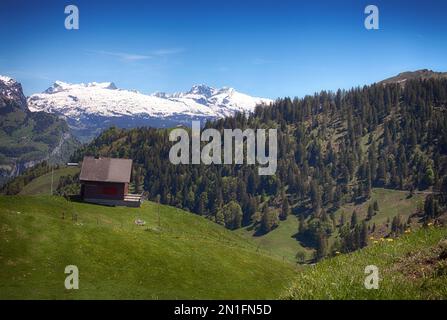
150, 48, 185, 56
86, 48, 184, 61
87, 50, 151, 61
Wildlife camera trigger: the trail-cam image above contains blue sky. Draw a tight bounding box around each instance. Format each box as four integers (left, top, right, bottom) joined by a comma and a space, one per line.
0, 0, 446, 98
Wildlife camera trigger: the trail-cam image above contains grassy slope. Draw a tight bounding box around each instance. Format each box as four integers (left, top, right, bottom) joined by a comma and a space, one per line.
283, 226, 447, 299
335, 188, 425, 235
337, 188, 424, 221
236, 188, 424, 262
236, 215, 311, 263
0, 196, 297, 299
19, 167, 80, 196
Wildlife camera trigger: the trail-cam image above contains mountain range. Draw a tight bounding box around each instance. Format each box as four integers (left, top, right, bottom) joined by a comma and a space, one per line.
58, 69, 447, 266
2, 69, 446, 186
2, 69, 447, 264
28, 81, 272, 142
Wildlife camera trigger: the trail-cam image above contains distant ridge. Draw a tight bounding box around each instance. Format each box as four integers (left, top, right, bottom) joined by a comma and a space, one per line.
379, 69, 447, 85
27, 81, 272, 142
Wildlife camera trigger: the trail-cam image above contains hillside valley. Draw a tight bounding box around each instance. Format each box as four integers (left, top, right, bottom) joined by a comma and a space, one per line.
62, 70, 447, 261
0, 76, 79, 187
1, 70, 447, 299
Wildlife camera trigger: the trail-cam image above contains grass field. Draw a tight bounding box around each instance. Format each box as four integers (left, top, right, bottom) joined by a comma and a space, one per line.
19, 167, 80, 196
0, 195, 297, 299
283, 226, 447, 299
335, 188, 425, 235
236, 215, 311, 263
236, 188, 425, 263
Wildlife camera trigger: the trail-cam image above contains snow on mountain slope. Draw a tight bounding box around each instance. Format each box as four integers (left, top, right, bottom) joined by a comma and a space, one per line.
0, 75, 28, 110
27, 81, 272, 142
29, 82, 271, 119
28, 81, 217, 119
152, 84, 272, 118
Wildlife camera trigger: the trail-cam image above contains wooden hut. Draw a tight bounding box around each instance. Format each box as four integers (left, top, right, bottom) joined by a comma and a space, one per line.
79, 156, 142, 207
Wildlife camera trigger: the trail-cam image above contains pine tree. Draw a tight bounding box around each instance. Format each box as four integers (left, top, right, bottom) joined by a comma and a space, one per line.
373, 200, 379, 211
350, 210, 358, 228
279, 192, 290, 221
367, 204, 374, 221
360, 221, 368, 248
315, 233, 327, 261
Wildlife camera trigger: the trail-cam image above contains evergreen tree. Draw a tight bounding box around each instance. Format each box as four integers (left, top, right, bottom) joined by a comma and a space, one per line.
315, 233, 327, 261
279, 192, 290, 221
367, 204, 374, 221
350, 210, 358, 228
373, 200, 379, 211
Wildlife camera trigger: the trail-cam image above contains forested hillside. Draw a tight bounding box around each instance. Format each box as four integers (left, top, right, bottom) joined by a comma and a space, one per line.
70, 77, 447, 259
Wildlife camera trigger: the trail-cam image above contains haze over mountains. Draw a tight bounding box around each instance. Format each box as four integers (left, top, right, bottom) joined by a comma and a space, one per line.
28, 81, 272, 142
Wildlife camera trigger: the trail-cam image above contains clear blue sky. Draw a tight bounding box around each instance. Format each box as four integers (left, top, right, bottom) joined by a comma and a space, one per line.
0, 0, 446, 98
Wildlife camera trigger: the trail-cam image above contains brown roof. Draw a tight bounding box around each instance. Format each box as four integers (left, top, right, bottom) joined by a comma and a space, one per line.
80, 156, 132, 183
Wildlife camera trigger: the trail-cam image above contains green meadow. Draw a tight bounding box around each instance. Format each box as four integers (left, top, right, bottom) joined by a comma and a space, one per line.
0, 195, 297, 299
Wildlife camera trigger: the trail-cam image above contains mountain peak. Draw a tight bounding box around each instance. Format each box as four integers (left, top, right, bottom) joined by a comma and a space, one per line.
44, 81, 71, 94
0, 75, 28, 110
0, 75, 16, 84
45, 81, 118, 94
151, 91, 167, 98
380, 69, 447, 85
188, 84, 216, 97
87, 82, 117, 90
28, 79, 272, 141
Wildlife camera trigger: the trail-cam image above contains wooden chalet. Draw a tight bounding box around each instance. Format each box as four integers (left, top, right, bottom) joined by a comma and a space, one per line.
79, 156, 142, 207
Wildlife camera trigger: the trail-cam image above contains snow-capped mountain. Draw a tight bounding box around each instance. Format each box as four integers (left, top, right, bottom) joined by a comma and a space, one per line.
28, 81, 272, 141
151, 84, 271, 118
0, 75, 27, 110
